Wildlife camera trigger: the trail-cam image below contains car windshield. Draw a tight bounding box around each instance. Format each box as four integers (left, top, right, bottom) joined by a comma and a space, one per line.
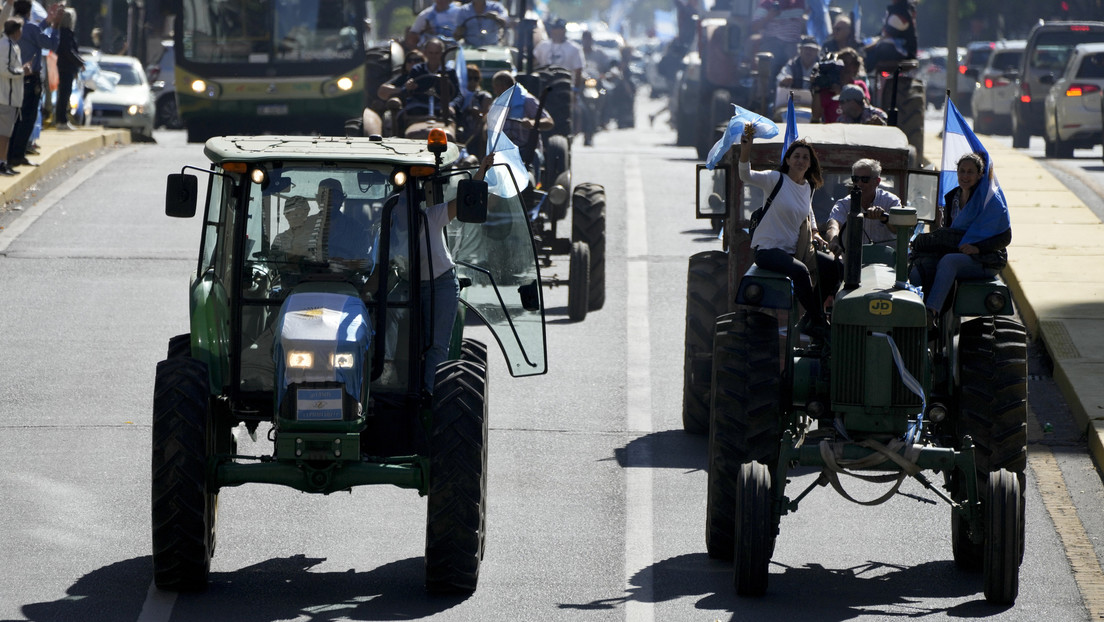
990, 50, 1023, 72
181, 0, 361, 63
1031, 30, 1104, 72
99, 62, 144, 86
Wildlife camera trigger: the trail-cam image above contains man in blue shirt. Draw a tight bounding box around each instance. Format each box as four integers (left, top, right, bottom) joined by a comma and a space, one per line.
455, 0, 508, 47
8, 0, 59, 168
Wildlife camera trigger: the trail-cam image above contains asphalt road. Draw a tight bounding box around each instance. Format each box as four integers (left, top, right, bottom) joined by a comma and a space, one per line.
1, 100, 1103, 621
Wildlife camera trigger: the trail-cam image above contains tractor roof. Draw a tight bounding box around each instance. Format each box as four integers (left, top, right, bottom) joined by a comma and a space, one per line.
203, 135, 461, 167
745, 124, 912, 172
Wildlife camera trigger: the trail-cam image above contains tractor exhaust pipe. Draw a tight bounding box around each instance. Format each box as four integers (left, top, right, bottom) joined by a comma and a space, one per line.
843, 186, 863, 290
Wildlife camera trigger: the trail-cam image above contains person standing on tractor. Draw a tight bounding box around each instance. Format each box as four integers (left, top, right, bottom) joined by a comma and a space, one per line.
738, 125, 839, 340
533, 18, 584, 86
823, 158, 901, 256
823, 14, 863, 54
864, 0, 918, 70
777, 35, 821, 90
834, 84, 888, 125
750, 0, 808, 79
455, 0, 508, 47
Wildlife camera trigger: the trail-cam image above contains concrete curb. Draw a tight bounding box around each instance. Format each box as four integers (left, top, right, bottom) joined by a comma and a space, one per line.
0, 128, 131, 208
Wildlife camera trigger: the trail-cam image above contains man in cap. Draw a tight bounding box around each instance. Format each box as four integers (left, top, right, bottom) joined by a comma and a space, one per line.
533, 18, 583, 87
835, 84, 887, 125
777, 35, 821, 90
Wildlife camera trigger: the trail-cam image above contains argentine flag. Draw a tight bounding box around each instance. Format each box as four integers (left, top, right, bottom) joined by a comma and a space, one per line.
485, 84, 531, 198
939, 99, 1011, 246
781, 92, 798, 165
705, 104, 779, 170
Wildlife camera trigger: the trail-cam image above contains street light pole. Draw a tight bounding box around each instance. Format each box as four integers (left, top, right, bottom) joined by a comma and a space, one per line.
946, 0, 959, 107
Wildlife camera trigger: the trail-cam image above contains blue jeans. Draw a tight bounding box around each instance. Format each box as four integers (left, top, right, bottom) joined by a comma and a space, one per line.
420, 268, 459, 391
924, 253, 997, 313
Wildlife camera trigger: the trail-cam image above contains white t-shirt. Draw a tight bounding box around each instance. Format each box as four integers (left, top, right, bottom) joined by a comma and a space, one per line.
420, 202, 456, 281
533, 39, 584, 73
828, 188, 902, 245
412, 3, 462, 39
739, 161, 815, 254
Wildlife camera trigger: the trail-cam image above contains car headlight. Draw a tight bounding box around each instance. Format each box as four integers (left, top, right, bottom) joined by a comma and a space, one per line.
127, 104, 147, 116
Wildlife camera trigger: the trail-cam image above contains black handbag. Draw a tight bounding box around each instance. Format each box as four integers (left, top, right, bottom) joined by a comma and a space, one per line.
911, 227, 963, 253
748, 177, 784, 239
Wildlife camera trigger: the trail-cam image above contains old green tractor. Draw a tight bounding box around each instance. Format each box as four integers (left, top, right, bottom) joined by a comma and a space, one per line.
152, 131, 547, 593
688, 125, 1027, 604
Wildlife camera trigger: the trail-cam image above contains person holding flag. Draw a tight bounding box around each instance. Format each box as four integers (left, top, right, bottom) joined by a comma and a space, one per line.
738, 113, 839, 340
909, 99, 1011, 323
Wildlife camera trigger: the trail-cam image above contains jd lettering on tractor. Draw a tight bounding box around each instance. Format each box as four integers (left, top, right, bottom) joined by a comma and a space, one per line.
152, 129, 547, 593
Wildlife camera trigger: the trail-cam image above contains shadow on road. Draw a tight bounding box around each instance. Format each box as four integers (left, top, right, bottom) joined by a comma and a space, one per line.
557, 552, 1009, 619
18, 555, 468, 622
613, 429, 708, 471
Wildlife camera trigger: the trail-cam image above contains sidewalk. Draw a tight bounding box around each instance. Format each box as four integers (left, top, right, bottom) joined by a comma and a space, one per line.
0, 126, 130, 212
942, 130, 1104, 464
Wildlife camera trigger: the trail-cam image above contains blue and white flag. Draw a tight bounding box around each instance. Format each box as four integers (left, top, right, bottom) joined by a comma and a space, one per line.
806, 0, 832, 45
705, 104, 780, 170
485, 85, 530, 198
940, 99, 1011, 246
851, 0, 863, 43
448, 46, 471, 106
781, 92, 797, 165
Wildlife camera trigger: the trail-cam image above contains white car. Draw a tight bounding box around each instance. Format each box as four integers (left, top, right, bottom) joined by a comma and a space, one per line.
83, 54, 156, 141
1043, 42, 1104, 158
970, 40, 1026, 135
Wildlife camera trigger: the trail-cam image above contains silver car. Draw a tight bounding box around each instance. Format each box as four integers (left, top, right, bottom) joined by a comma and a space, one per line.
84, 54, 156, 141
1043, 42, 1104, 158
970, 40, 1026, 135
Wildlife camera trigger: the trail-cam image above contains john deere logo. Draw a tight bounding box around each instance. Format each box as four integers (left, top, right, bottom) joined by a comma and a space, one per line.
869, 299, 893, 315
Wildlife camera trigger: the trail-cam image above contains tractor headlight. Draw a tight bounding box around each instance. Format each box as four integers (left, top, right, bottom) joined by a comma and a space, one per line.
984, 291, 1007, 313
743, 282, 764, 304
287, 351, 314, 369
927, 403, 948, 423
332, 352, 356, 369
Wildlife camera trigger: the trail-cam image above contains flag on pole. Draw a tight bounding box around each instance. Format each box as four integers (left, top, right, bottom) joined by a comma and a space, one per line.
806, 0, 832, 45
851, 0, 863, 43
781, 92, 797, 165
939, 99, 1011, 245
450, 45, 471, 105
705, 104, 779, 169
485, 84, 530, 198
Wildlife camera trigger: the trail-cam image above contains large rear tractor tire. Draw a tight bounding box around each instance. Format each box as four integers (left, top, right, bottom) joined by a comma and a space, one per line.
957, 317, 1028, 480
167, 333, 191, 360
894, 79, 925, 165
460, 338, 489, 371
682, 250, 729, 435
734, 461, 774, 596
151, 356, 216, 592
983, 469, 1024, 605
706, 310, 781, 559
425, 360, 488, 594
571, 183, 606, 311
567, 241, 590, 322
543, 134, 569, 191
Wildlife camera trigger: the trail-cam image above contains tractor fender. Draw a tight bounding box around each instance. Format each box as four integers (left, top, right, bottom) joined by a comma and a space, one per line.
189, 269, 232, 392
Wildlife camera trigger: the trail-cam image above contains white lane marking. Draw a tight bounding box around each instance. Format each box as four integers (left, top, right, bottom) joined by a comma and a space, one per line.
136, 581, 177, 622
0, 146, 134, 253
625, 154, 655, 621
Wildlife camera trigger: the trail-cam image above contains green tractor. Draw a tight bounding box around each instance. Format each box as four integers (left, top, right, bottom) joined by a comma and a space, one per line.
688, 125, 1027, 604
152, 131, 547, 593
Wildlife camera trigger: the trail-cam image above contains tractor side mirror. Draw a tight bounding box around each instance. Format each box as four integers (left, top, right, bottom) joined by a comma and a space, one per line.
456, 178, 488, 223
518, 279, 540, 311
696, 164, 727, 218
165, 173, 198, 218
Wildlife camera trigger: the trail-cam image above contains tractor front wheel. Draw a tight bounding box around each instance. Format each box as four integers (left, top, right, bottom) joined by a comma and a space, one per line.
734, 461, 773, 597
983, 469, 1023, 605
425, 360, 488, 594
567, 241, 591, 322
151, 356, 216, 592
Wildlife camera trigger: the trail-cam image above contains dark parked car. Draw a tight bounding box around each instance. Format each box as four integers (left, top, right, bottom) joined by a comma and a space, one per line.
1012, 21, 1104, 148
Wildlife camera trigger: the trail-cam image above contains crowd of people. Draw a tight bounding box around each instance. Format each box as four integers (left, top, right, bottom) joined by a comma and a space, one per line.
0, 0, 84, 177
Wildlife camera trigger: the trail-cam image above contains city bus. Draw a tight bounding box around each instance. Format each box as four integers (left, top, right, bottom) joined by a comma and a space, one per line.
173, 0, 368, 142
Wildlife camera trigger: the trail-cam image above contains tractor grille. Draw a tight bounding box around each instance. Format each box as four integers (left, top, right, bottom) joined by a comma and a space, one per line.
832, 325, 924, 407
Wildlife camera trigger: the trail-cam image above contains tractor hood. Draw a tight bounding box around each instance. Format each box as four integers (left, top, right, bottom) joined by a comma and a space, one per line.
274, 285, 372, 408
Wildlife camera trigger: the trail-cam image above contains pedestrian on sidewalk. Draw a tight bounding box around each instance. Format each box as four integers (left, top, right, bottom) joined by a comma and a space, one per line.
9, 0, 60, 168
0, 17, 26, 176
53, 7, 80, 130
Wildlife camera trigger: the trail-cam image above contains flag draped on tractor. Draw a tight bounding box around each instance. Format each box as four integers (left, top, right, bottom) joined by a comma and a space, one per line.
939, 99, 1011, 246
485, 84, 531, 198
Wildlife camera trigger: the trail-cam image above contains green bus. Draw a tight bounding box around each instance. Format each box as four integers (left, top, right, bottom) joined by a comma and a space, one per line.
174, 0, 368, 142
